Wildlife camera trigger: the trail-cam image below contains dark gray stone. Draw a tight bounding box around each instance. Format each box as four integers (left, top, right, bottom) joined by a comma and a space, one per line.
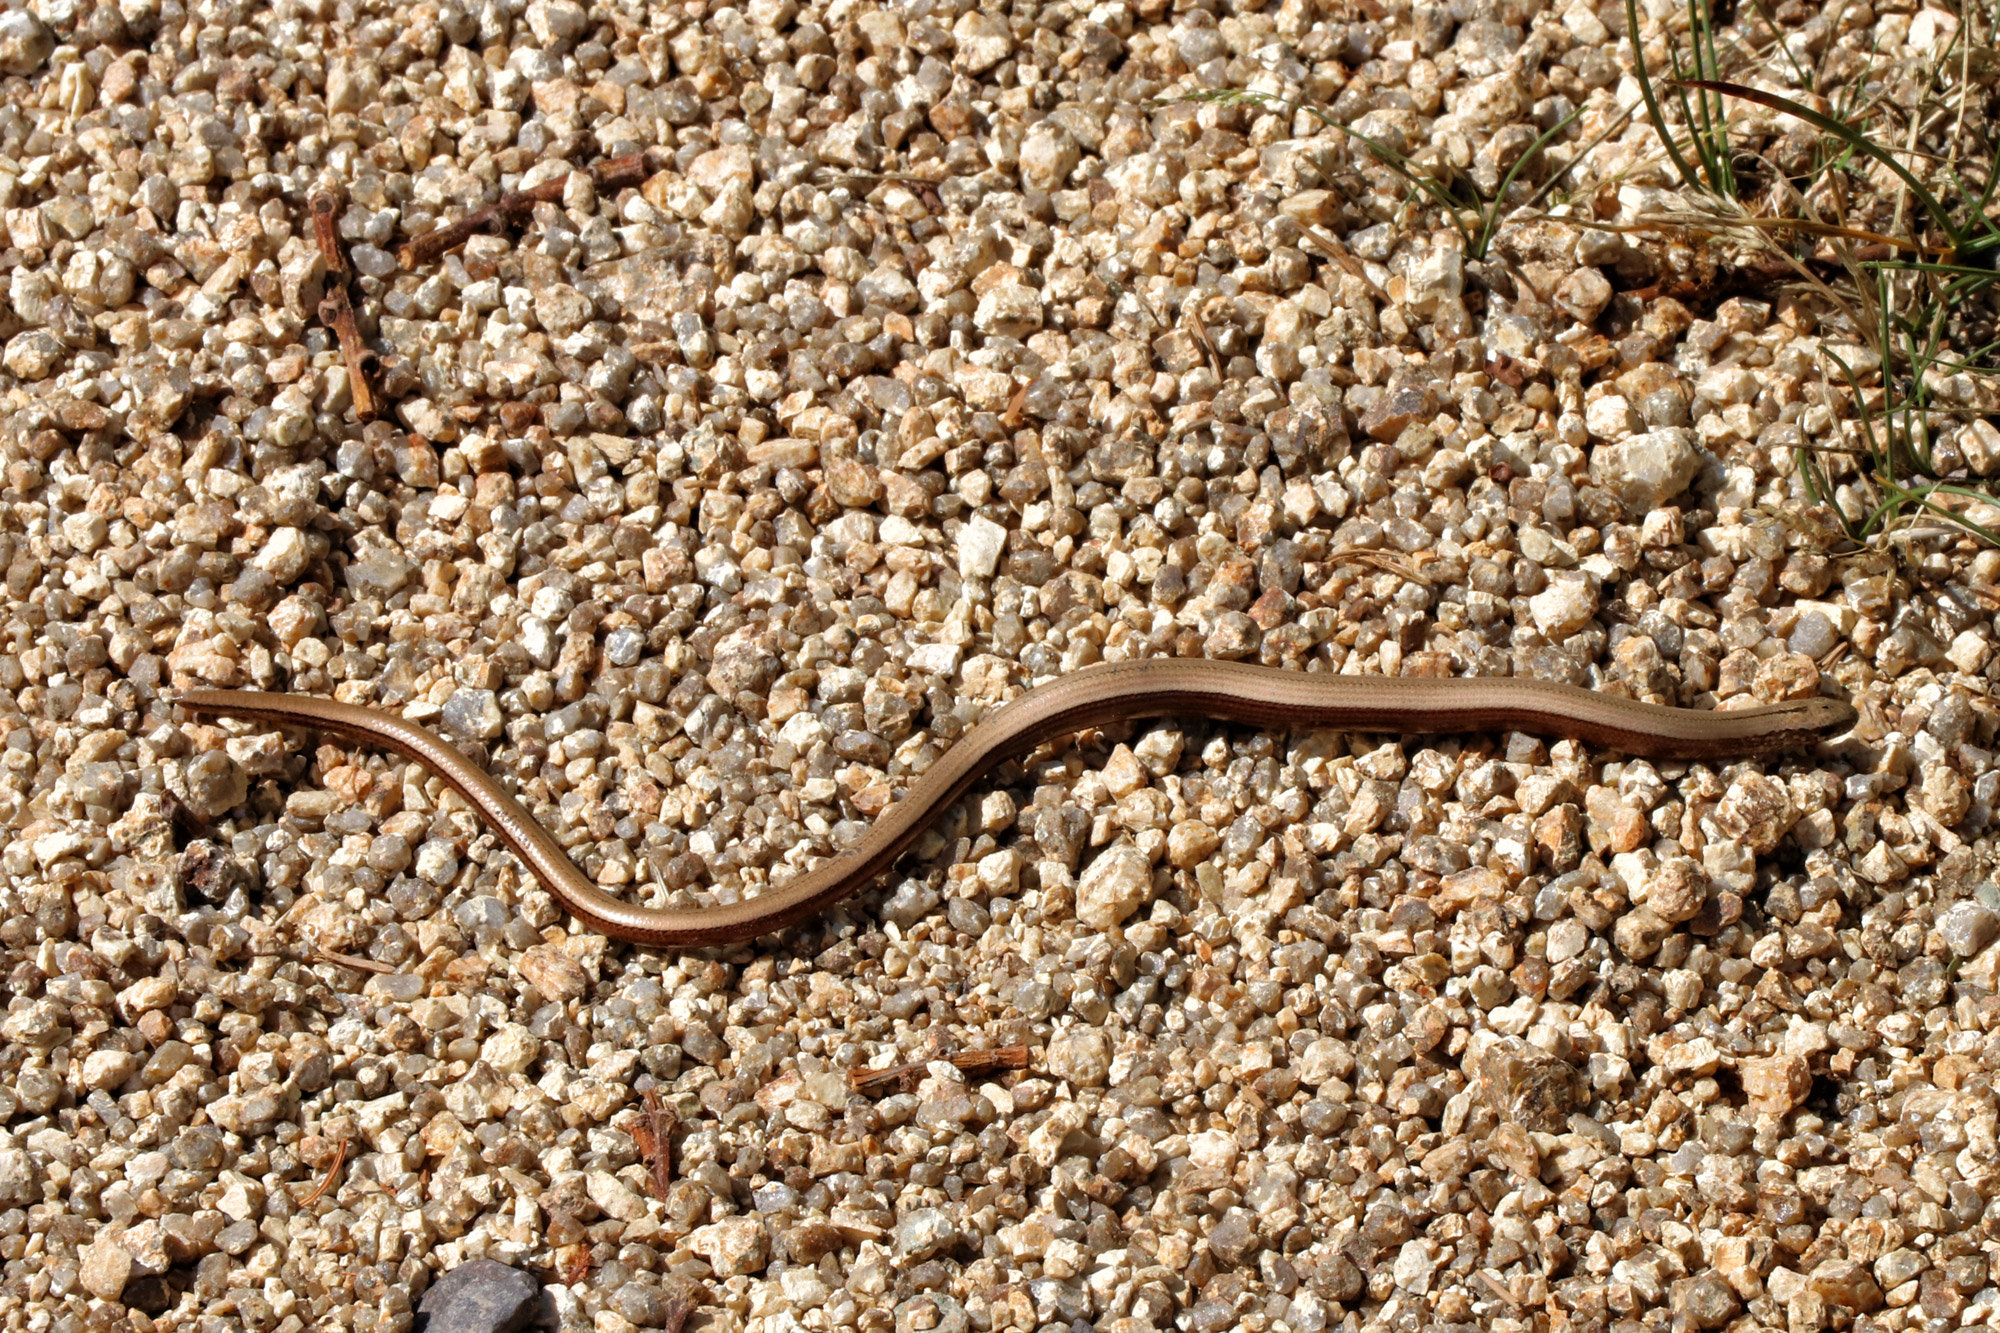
417, 1260, 539, 1333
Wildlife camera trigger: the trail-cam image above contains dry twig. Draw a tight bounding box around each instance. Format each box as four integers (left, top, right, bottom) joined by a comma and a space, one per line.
848, 1045, 1030, 1096
1294, 221, 1389, 298
1331, 547, 1433, 586
1001, 378, 1029, 428
1185, 303, 1224, 377
398, 153, 650, 269
310, 193, 376, 421
313, 944, 398, 975
630, 1088, 676, 1201
1477, 1271, 1523, 1310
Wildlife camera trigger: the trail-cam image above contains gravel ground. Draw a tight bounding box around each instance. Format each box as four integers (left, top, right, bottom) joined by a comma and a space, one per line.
2, 0, 1999, 1330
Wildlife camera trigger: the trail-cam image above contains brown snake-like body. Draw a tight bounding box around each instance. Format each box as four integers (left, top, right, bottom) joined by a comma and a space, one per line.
179, 661, 1854, 946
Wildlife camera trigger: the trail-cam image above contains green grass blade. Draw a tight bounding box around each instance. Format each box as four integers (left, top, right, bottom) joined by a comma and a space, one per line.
1697, 0, 1735, 194
1666, 23, 1723, 192
1940, 163, 2000, 265
1793, 445, 1856, 539
1858, 489, 1909, 540
1677, 79, 1959, 235
1475, 106, 1584, 258
1822, 345, 1890, 481
1909, 487, 2000, 545
1329, 122, 1477, 249
1626, 0, 1706, 191
1887, 259, 2000, 277
1744, 0, 1812, 87
1164, 89, 1478, 250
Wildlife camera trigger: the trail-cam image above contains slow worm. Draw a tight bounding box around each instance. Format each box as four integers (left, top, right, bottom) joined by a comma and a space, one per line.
179, 662, 1854, 946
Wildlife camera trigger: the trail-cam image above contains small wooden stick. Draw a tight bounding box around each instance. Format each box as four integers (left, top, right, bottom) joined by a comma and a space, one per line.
1331, 546, 1433, 587
309, 192, 375, 421
1185, 303, 1224, 377
1477, 1270, 1524, 1310
1001, 378, 1029, 428
630, 1088, 676, 1200
397, 153, 650, 270
848, 1045, 1030, 1097
310, 194, 349, 281
1295, 220, 1389, 298
314, 943, 398, 975
319, 290, 373, 421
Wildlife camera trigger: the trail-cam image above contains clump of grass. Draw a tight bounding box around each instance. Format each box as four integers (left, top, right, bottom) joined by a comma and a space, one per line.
1652, 36, 2000, 547
1160, 87, 1580, 261
1796, 271, 2000, 546
1681, 79, 2000, 266
1624, 0, 1742, 196
1181, 11, 2000, 550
